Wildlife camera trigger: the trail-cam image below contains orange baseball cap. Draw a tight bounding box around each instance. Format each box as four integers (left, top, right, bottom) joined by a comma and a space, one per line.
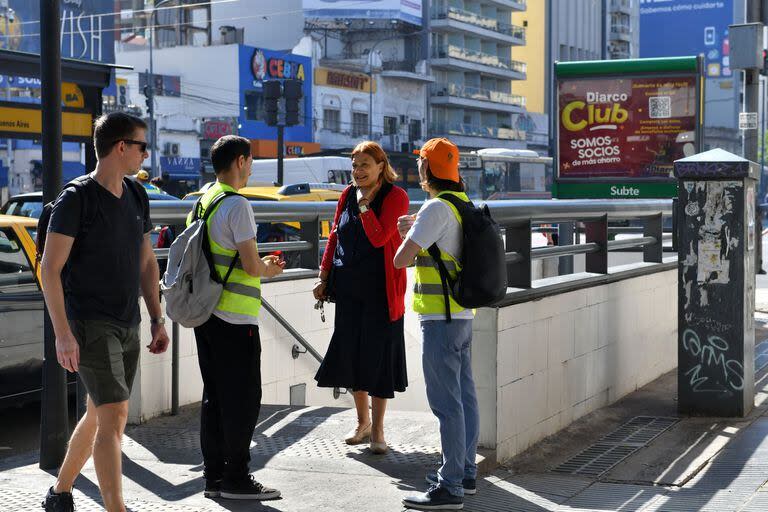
414, 137, 460, 183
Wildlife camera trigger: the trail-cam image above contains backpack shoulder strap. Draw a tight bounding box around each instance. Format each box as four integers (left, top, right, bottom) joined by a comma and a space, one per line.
437, 193, 472, 214
427, 243, 453, 323
199, 191, 242, 285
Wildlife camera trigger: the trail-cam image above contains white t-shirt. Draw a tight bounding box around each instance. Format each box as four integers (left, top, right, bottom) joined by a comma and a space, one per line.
405, 197, 474, 321
208, 195, 259, 325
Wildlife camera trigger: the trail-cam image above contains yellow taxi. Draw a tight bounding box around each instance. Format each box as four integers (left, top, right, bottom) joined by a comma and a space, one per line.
183, 183, 343, 266
0, 214, 76, 406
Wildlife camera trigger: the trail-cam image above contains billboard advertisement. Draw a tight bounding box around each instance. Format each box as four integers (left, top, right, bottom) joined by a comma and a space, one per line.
303, 0, 422, 27
554, 57, 702, 199
558, 76, 697, 180
639, 0, 732, 79
238, 46, 313, 145
4, 1, 115, 63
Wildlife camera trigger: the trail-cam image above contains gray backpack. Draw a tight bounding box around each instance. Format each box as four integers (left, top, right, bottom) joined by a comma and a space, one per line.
160, 192, 240, 328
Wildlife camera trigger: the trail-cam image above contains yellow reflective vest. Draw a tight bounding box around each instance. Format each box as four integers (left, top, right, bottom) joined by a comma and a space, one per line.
187, 182, 261, 322
412, 191, 469, 317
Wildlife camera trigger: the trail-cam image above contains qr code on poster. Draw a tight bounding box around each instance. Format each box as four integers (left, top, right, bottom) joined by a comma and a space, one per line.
649, 96, 671, 119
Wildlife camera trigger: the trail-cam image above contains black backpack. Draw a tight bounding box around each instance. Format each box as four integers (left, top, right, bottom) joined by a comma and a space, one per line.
427, 194, 507, 322
35, 176, 144, 269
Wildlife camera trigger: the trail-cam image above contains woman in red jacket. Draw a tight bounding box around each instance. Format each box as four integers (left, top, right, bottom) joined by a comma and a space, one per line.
313, 141, 409, 455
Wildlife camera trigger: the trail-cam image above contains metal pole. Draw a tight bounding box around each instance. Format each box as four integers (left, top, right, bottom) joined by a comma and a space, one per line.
40, 0, 69, 470
149, 8, 158, 178
277, 125, 284, 185
2, 1, 12, 193
746, 0, 764, 273
171, 320, 179, 415
601, 0, 608, 60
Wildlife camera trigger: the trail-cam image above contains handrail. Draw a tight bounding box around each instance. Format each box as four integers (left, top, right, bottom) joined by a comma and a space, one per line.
260, 298, 324, 364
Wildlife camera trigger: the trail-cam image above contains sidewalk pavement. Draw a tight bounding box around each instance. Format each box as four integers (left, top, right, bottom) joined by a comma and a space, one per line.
5, 293, 768, 510
6, 352, 768, 512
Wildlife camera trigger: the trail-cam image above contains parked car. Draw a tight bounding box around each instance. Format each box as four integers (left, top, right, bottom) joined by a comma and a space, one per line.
183, 183, 342, 268
0, 214, 77, 407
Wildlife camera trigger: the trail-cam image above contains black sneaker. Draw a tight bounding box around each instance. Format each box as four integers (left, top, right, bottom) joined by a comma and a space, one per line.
41, 486, 75, 512
425, 471, 476, 495
402, 485, 463, 510
204, 478, 222, 498
219, 475, 281, 500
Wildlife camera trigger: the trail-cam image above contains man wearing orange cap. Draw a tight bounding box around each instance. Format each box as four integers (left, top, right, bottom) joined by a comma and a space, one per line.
394, 138, 479, 510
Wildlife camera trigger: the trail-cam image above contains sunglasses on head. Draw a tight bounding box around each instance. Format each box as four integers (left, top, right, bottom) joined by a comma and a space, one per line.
115, 139, 148, 153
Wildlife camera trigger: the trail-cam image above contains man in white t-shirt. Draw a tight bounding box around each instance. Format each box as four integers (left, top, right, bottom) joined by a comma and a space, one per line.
191, 136, 284, 501
395, 138, 479, 511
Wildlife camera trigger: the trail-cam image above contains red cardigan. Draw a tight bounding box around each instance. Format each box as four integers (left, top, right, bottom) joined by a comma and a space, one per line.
321, 184, 409, 322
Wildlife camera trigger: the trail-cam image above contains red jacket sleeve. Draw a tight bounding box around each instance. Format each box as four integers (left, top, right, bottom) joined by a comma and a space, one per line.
320, 186, 350, 272
359, 186, 409, 248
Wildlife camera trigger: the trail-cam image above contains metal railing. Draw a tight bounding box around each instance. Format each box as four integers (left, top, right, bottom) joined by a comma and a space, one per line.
431, 6, 526, 40
431, 82, 526, 107
429, 121, 526, 141
151, 197, 675, 405
431, 45, 527, 75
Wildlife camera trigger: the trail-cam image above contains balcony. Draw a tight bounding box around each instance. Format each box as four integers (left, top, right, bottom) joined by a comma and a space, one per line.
484, 0, 526, 11
379, 60, 435, 82
610, 0, 632, 14
430, 121, 526, 141
610, 24, 632, 42
610, 50, 631, 60
431, 7, 525, 45
430, 82, 525, 113
430, 45, 526, 80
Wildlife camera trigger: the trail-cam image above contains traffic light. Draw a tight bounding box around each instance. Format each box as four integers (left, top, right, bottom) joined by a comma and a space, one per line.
142, 84, 152, 112
263, 80, 281, 127
283, 79, 303, 127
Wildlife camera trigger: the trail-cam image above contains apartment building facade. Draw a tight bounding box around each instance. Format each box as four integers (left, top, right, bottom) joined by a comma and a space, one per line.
427, 0, 528, 150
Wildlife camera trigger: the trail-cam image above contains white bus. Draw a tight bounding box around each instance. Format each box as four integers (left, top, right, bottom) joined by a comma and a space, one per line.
459, 148, 553, 201
247, 156, 352, 187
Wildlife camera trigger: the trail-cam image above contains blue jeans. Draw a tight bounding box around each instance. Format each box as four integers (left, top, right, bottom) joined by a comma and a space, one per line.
421, 319, 479, 498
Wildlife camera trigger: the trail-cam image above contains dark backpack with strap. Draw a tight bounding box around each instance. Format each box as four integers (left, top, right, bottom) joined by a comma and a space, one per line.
427, 194, 507, 322
35, 176, 145, 269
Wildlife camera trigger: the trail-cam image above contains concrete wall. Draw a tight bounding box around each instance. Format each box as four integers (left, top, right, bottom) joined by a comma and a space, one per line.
474, 268, 678, 462
129, 267, 677, 467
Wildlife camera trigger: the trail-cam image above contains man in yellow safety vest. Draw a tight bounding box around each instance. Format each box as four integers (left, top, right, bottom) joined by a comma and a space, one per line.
189, 135, 284, 501
394, 138, 479, 511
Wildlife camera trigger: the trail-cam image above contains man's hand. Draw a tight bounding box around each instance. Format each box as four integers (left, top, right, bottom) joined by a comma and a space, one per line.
397, 214, 416, 239
262, 255, 285, 278
56, 331, 80, 373
147, 324, 170, 354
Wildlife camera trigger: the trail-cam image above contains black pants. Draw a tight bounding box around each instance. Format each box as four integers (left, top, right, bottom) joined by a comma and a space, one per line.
194, 314, 262, 481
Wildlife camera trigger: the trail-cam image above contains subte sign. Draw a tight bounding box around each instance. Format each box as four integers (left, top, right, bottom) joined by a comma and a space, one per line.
739, 112, 758, 131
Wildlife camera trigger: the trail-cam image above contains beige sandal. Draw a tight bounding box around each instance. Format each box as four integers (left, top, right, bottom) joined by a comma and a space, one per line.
344, 423, 372, 445
369, 440, 388, 454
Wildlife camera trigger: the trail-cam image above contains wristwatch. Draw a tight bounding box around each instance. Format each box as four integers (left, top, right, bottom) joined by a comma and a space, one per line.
150, 316, 166, 326
359, 203, 370, 214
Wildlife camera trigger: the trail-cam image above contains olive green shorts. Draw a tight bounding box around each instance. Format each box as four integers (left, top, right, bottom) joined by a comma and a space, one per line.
70, 319, 140, 407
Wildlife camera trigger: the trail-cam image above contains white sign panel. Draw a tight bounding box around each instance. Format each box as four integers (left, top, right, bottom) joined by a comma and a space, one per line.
303, 0, 422, 26
739, 112, 758, 130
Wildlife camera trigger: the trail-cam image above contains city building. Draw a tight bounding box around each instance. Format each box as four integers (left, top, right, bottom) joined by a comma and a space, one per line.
607, 0, 639, 60
428, 0, 528, 150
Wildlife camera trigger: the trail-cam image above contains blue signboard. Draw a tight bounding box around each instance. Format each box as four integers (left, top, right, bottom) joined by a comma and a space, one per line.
238, 46, 313, 144
160, 156, 201, 179
6, 1, 115, 63
640, 0, 733, 78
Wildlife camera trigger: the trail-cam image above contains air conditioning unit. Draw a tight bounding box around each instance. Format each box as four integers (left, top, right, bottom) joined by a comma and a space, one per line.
163, 142, 180, 156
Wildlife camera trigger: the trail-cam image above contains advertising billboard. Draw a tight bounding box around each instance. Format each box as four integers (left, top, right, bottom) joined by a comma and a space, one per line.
303, 0, 422, 27
5, 1, 115, 63
639, 0, 732, 79
554, 57, 703, 199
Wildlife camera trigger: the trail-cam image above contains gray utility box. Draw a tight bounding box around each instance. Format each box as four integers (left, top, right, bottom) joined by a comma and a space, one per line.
674, 149, 757, 417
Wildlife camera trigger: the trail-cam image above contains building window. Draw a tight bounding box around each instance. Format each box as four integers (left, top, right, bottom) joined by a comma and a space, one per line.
409, 119, 421, 141
323, 109, 340, 132
383, 116, 398, 136
352, 112, 368, 137
244, 91, 263, 121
